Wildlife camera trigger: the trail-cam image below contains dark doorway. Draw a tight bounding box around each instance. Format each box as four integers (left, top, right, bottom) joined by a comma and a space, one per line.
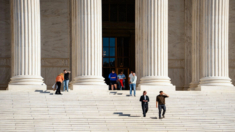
102, 0, 135, 90
102, 37, 132, 90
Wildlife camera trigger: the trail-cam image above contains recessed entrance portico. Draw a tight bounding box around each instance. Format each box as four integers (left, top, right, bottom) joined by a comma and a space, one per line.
6, 0, 233, 91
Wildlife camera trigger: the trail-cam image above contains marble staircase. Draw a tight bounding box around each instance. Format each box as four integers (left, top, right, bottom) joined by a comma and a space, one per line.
0, 89, 235, 132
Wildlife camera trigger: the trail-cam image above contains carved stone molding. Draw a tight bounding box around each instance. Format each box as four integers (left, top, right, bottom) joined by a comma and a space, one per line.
0, 58, 11, 67
41, 58, 69, 67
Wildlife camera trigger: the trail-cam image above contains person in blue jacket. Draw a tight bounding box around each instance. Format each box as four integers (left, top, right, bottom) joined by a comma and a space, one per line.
109, 70, 117, 90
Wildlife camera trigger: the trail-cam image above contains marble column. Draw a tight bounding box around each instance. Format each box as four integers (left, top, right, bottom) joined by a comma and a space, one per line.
184, 0, 192, 90
135, 0, 143, 87
199, 0, 233, 86
71, 0, 107, 89
189, 0, 202, 89
139, 0, 174, 88
8, 0, 46, 90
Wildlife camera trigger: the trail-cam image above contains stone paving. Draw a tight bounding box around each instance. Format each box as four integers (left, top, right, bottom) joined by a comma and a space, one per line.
0, 89, 235, 132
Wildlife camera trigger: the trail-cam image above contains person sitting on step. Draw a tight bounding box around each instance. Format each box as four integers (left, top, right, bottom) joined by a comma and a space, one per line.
108, 70, 118, 90
117, 71, 126, 90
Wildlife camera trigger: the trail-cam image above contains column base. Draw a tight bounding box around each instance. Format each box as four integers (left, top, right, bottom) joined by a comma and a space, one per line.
199, 77, 233, 86
140, 76, 173, 86
73, 76, 106, 85
195, 86, 235, 92
8, 83, 47, 91
7, 75, 47, 91
139, 85, 176, 92
9, 75, 45, 85
72, 76, 108, 92
187, 87, 200, 91
188, 82, 199, 91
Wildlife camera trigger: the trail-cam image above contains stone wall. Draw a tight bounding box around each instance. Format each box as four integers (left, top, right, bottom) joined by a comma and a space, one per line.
0, 0, 11, 90
40, 0, 71, 88
168, 0, 186, 90
229, 0, 235, 86
0, 0, 234, 90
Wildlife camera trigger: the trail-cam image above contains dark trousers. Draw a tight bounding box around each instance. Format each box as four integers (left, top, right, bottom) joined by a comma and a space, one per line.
142, 104, 148, 116
55, 82, 61, 94
158, 104, 166, 118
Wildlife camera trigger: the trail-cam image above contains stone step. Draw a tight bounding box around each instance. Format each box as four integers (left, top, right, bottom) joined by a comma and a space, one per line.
0, 90, 235, 131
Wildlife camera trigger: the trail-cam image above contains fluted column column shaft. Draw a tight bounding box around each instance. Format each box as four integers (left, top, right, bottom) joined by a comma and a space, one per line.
140, 0, 172, 85
135, 0, 143, 85
71, 0, 105, 85
10, 0, 44, 85
200, 0, 232, 86
190, 0, 202, 89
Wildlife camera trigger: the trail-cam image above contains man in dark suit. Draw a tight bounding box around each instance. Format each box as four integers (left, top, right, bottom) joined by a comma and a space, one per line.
139, 91, 149, 117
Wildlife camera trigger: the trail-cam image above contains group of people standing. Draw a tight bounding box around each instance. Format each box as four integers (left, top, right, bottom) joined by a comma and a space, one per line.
54, 69, 71, 95
108, 70, 137, 96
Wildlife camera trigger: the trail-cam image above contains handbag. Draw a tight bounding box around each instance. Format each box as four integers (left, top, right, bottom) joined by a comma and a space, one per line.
52, 83, 58, 91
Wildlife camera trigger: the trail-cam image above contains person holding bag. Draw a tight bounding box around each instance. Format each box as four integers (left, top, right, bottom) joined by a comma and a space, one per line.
55, 73, 64, 95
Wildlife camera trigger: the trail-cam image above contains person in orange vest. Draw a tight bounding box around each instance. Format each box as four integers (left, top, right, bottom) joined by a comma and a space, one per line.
55, 73, 64, 95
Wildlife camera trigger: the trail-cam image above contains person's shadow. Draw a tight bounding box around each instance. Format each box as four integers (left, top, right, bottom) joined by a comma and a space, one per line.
109, 92, 117, 95
35, 90, 53, 95
109, 92, 123, 95
113, 112, 140, 117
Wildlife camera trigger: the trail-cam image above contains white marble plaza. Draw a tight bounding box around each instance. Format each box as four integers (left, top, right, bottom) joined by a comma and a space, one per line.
1, 0, 235, 131
0, 90, 235, 132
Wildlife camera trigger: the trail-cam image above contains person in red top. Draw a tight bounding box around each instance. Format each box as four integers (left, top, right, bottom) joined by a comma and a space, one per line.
55, 73, 64, 95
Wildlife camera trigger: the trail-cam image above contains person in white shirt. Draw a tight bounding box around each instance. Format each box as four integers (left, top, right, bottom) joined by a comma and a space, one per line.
130, 72, 137, 96
129, 70, 133, 89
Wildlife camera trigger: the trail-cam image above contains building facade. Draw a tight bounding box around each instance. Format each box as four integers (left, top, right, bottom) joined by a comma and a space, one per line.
0, 0, 235, 90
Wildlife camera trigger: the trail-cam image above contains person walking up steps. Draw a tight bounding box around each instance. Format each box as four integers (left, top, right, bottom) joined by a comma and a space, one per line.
139, 91, 149, 117
156, 91, 169, 119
